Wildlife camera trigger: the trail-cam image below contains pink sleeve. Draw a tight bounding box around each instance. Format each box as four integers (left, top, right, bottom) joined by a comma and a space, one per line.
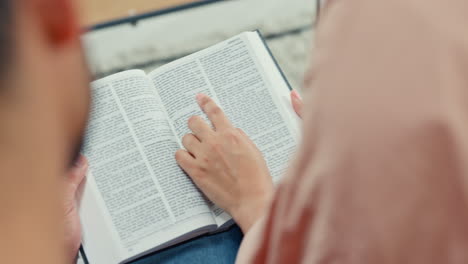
237, 0, 468, 263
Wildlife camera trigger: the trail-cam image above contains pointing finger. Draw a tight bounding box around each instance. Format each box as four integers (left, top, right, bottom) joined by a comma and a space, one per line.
196, 94, 232, 131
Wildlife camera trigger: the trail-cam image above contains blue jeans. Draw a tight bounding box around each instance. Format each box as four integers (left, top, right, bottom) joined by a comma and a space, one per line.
130, 225, 243, 264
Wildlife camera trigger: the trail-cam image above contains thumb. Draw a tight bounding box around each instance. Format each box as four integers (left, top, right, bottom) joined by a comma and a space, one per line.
66, 154, 88, 194
291, 90, 303, 118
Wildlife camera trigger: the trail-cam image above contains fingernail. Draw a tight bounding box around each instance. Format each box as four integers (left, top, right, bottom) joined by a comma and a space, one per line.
292, 95, 299, 103
292, 90, 301, 100
196, 94, 205, 104
74, 154, 87, 169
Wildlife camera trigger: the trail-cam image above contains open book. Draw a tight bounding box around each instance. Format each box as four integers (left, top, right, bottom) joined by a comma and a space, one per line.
79, 31, 301, 264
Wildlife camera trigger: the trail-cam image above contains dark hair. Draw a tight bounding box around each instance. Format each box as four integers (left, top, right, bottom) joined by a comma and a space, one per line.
0, 0, 12, 75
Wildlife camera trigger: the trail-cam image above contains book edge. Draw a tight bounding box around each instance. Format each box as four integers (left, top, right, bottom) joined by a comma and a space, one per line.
253, 30, 293, 91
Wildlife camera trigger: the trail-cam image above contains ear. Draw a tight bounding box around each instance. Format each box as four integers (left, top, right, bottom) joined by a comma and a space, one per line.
34, 0, 80, 46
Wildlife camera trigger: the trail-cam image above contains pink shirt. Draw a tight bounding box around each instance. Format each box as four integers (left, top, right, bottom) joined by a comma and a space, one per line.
237, 0, 468, 262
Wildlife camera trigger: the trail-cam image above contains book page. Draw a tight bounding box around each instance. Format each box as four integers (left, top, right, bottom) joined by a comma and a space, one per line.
148, 32, 301, 227
81, 70, 215, 263
79, 170, 123, 264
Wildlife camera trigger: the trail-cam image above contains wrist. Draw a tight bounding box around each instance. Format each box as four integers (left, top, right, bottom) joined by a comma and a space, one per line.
231, 189, 273, 233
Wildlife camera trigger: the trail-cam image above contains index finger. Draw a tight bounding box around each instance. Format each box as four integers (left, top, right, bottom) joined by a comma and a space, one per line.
196, 94, 232, 130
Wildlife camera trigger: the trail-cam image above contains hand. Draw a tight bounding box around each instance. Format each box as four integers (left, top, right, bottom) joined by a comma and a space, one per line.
291, 90, 303, 118
175, 94, 273, 233
63, 155, 88, 263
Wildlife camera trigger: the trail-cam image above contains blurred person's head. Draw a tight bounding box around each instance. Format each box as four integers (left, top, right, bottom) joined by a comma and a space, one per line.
0, 0, 90, 171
